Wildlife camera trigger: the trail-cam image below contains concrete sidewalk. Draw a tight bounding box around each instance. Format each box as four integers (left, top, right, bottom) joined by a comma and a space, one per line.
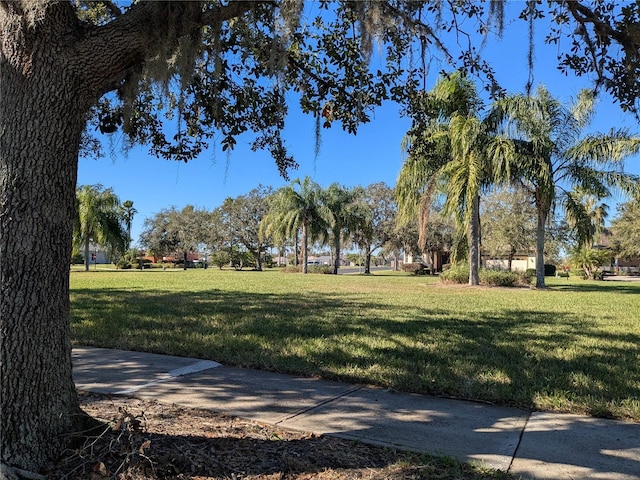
72, 347, 640, 480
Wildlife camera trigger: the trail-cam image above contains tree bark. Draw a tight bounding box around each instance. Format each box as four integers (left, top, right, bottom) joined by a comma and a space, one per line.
364, 249, 372, 274
0, 15, 89, 472
535, 203, 548, 288
0, 0, 258, 472
84, 237, 91, 272
468, 194, 480, 285
333, 233, 341, 275
255, 249, 263, 271
0, 2, 195, 471
301, 222, 308, 274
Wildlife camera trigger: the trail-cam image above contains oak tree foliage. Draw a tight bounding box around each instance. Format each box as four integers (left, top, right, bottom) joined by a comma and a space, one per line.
610, 200, 640, 259
216, 185, 274, 270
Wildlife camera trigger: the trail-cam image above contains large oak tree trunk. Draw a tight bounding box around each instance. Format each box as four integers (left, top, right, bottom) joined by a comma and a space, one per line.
0, 0, 249, 473
0, 43, 88, 472
0, 3, 121, 471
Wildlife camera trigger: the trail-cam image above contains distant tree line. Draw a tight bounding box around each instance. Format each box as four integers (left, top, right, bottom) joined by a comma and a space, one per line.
138, 181, 423, 274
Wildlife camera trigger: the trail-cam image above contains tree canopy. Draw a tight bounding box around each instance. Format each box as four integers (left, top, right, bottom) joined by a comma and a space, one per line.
480, 187, 537, 271
491, 85, 640, 287
610, 200, 640, 259
216, 185, 273, 270
139, 205, 214, 267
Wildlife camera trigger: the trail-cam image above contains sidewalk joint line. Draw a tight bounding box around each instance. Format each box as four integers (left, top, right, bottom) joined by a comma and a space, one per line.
507, 410, 532, 474
275, 386, 364, 425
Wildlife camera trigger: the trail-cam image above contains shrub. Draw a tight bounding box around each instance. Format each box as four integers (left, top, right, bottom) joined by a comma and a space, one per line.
480, 269, 518, 287
116, 258, 132, 269
401, 263, 430, 275
544, 264, 557, 277
441, 265, 531, 287
210, 251, 232, 269
280, 265, 302, 273
280, 265, 333, 274
71, 253, 84, 265
439, 264, 469, 284
307, 265, 334, 274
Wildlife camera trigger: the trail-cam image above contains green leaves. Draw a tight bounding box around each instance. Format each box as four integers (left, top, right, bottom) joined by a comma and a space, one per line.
74, 185, 128, 270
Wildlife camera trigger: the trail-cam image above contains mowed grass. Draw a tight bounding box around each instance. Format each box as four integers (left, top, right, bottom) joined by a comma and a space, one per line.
70, 268, 640, 421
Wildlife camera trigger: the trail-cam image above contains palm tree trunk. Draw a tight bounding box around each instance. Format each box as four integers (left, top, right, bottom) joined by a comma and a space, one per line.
468, 194, 480, 285
535, 205, 547, 288
333, 235, 340, 274
301, 222, 308, 274
84, 237, 91, 272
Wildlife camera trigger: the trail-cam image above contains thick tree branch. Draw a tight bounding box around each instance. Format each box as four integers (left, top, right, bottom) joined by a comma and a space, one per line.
74, 1, 260, 99
101, 0, 122, 18
563, 0, 639, 50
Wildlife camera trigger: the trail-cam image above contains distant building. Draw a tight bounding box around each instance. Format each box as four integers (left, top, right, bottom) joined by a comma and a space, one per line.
483, 252, 537, 272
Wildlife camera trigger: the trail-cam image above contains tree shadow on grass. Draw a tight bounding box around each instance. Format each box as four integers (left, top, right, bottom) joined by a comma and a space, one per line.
550, 282, 640, 294
70, 286, 640, 420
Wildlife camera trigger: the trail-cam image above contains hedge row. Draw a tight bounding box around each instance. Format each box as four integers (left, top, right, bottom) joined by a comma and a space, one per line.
440, 265, 534, 287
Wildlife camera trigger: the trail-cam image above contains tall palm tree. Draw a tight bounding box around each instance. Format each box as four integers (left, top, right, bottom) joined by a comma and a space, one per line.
261, 177, 329, 273
74, 184, 127, 271
492, 86, 640, 287
322, 183, 361, 274
121, 200, 137, 250
396, 72, 502, 285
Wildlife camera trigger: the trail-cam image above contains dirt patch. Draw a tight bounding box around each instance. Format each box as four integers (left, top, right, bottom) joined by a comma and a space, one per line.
42, 392, 512, 479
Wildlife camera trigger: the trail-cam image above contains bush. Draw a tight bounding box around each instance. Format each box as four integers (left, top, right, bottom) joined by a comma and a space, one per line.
440, 265, 531, 287
116, 258, 132, 269
210, 251, 232, 269
439, 264, 469, 284
480, 269, 518, 287
307, 265, 334, 274
280, 265, 333, 274
524, 269, 536, 281
544, 264, 557, 277
280, 265, 301, 273
401, 263, 430, 275
71, 253, 84, 265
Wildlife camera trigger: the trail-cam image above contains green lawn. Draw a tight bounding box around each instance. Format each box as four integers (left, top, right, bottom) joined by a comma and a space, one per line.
70, 268, 640, 421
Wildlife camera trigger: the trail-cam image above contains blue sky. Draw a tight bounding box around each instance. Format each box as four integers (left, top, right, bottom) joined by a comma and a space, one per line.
78, 8, 640, 245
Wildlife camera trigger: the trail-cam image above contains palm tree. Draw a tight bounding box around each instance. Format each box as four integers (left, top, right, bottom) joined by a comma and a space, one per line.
564, 189, 609, 249
322, 183, 361, 274
396, 72, 502, 285
261, 177, 329, 273
74, 184, 127, 271
121, 200, 137, 250
492, 86, 640, 287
